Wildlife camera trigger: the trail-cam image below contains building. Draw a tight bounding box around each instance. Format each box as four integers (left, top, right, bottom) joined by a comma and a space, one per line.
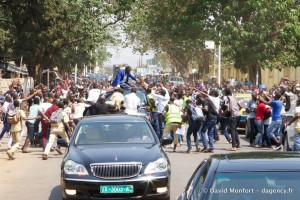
209, 64, 300, 89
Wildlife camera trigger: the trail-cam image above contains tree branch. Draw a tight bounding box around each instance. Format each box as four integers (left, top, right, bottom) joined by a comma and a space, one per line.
102, 11, 127, 29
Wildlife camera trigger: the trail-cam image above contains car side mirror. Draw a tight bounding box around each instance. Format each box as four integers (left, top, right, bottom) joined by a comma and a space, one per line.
57, 138, 69, 148
161, 136, 173, 146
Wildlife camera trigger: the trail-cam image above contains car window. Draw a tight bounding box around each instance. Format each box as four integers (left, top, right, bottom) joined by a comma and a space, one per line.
191, 163, 208, 200
236, 97, 251, 108
185, 160, 208, 199
74, 122, 155, 145
207, 172, 300, 200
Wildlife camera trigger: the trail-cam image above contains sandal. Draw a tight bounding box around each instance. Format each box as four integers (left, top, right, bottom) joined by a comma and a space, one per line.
227, 147, 237, 151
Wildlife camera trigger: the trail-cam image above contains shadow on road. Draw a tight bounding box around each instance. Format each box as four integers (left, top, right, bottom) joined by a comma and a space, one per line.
49, 185, 62, 200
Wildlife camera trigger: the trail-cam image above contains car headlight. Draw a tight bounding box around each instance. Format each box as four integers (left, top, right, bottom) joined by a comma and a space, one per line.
64, 160, 88, 176
144, 158, 168, 174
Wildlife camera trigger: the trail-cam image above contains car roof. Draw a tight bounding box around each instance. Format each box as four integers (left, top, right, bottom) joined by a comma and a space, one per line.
234, 93, 252, 98
81, 114, 147, 123
211, 152, 300, 172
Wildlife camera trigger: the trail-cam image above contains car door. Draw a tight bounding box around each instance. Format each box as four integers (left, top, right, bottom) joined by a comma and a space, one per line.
185, 160, 209, 200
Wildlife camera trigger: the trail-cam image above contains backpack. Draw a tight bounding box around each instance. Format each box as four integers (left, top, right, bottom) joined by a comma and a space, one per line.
207, 99, 219, 116
191, 105, 204, 121
50, 109, 63, 124
219, 96, 231, 117
7, 109, 20, 124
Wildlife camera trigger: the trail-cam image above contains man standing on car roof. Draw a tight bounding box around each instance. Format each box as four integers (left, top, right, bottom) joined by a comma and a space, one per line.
111, 66, 140, 90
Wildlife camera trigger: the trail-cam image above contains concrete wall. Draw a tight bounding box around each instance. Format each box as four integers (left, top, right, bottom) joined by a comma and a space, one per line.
210, 64, 300, 88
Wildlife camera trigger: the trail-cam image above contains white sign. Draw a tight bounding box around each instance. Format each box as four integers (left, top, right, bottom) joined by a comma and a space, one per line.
205, 40, 215, 50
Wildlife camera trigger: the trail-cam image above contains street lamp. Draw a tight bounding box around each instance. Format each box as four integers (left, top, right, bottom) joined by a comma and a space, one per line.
192, 68, 197, 83
205, 39, 221, 85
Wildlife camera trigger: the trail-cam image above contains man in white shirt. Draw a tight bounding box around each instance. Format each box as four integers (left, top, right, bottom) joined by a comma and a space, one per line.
151, 83, 170, 139
151, 84, 170, 114
124, 88, 140, 115
87, 83, 101, 103
73, 98, 90, 125
40, 96, 52, 113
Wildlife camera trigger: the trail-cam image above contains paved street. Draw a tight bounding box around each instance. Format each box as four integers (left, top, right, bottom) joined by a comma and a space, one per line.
0, 123, 269, 200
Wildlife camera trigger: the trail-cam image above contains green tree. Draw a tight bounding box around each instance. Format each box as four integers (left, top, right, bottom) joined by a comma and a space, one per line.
125, 0, 214, 77
0, 0, 134, 80
126, 0, 299, 84
209, 0, 300, 83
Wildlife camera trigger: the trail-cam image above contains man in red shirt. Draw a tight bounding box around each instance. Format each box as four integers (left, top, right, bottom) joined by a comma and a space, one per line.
254, 97, 271, 147
41, 99, 60, 150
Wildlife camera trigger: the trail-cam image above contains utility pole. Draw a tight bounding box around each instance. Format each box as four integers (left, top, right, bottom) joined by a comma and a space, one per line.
218, 38, 221, 85
19, 56, 23, 78
75, 46, 78, 83
47, 69, 50, 89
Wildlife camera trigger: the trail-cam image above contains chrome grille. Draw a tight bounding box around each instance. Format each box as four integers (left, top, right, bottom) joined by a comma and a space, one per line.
90, 162, 142, 179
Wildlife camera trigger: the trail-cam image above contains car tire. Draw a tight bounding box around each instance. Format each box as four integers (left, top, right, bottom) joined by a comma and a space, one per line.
283, 135, 291, 151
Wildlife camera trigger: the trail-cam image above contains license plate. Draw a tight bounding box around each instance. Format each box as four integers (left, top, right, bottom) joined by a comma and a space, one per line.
100, 185, 134, 194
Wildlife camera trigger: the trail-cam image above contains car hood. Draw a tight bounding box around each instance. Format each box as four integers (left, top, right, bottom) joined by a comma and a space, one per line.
68, 143, 163, 166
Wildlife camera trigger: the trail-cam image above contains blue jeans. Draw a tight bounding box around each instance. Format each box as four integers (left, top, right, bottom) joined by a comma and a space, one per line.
158, 113, 164, 140
254, 120, 263, 135
293, 133, 300, 151
267, 120, 282, 141
151, 112, 160, 138
263, 124, 271, 146
0, 115, 11, 140
120, 82, 131, 90
200, 118, 217, 150
254, 119, 264, 145
178, 134, 183, 143
187, 122, 202, 150
219, 117, 232, 142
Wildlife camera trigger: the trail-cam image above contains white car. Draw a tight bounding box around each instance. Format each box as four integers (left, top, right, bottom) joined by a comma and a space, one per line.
167, 76, 184, 86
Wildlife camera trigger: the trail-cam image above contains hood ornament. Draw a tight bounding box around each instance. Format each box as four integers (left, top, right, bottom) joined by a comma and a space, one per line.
115, 155, 118, 161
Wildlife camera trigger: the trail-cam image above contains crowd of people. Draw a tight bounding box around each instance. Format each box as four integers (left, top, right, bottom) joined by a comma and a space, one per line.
1, 66, 300, 160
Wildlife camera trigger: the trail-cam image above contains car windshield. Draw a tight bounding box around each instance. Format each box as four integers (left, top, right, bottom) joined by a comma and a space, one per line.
236, 97, 251, 108
207, 172, 300, 200
74, 122, 156, 145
